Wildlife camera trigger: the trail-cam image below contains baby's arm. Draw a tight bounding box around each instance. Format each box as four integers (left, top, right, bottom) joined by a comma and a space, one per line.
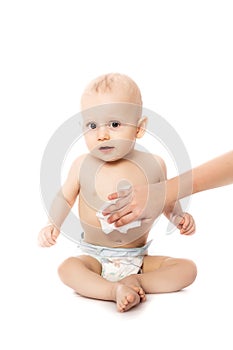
163, 201, 195, 235
160, 158, 195, 235
38, 156, 84, 247
159, 158, 183, 221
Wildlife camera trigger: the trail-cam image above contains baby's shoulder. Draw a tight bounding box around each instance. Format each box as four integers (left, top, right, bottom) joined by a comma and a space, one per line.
68, 153, 89, 175
151, 153, 166, 171
129, 150, 167, 180
132, 150, 166, 167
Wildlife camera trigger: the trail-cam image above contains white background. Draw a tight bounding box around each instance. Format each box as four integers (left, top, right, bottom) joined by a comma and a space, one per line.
1, 1, 232, 349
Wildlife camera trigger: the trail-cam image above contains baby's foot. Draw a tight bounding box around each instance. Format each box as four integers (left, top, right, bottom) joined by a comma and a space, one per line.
130, 285, 146, 302
120, 274, 146, 302
114, 284, 140, 312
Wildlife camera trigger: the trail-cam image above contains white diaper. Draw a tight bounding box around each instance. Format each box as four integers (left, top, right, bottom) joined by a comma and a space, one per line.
100, 256, 143, 282
96, 201, 141, 234
77, 238, 152, 282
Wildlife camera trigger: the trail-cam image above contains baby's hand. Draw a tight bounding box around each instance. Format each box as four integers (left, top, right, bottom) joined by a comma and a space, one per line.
38, 224, 60, 247
173, 213, 196, 235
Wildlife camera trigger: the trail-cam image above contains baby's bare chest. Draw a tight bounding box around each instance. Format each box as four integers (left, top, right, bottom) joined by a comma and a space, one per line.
79, 153, 164, 206
95, 160, 148, 200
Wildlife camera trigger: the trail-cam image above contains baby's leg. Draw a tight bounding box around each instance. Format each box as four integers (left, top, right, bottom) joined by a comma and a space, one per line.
58, 256, 141, 312
122, 256, 197, 294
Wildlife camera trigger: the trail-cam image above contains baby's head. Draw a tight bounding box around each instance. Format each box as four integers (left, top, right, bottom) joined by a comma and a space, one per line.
81, 73, 142, 109
81, 73, 147, 162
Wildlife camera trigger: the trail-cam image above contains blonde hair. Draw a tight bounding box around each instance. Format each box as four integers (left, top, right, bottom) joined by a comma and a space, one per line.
81, 73, 142, 107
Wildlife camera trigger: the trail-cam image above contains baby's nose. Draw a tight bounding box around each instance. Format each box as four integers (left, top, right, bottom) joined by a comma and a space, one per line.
97, 125, 110, 140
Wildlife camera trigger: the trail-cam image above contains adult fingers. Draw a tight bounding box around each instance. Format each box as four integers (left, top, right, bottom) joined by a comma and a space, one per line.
103, 192, 133, 215
107, 188, 132, 201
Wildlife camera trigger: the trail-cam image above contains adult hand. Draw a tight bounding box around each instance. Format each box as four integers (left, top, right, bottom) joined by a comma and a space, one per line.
102, 182, 167, 227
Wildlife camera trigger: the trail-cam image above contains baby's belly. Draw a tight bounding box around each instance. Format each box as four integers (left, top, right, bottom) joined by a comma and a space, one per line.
78, 157, 155, 247
78, 197, 151, 248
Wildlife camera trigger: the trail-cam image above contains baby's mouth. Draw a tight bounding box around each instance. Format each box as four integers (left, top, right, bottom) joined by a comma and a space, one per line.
99, 146, 115, 153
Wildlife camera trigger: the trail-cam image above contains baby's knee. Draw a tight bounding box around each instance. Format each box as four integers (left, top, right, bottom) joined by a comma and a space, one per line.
181, 259, 197, 285
57, 257, 77, 281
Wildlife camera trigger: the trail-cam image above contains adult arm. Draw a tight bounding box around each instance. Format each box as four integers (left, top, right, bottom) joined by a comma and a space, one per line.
103, 151, 233, 227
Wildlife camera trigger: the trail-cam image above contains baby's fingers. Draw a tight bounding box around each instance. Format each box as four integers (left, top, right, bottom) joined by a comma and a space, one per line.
38, 228, 56, 247
180, 216, 196, 235
181, 226, 195, 235
52, 227, 60, 241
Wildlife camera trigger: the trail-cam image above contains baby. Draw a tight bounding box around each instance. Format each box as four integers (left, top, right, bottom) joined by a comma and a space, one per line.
38, 73, 197, 312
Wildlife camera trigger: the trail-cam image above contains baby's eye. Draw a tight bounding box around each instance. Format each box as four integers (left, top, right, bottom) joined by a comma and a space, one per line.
87, 122, 97, 130
109, 121, 121, 128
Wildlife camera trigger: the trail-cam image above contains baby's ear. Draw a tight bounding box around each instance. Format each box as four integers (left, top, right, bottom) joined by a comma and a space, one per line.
136, 116, 148, 138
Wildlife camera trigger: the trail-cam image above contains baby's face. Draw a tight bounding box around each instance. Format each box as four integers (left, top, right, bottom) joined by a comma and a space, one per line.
81, 91, 142, 162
